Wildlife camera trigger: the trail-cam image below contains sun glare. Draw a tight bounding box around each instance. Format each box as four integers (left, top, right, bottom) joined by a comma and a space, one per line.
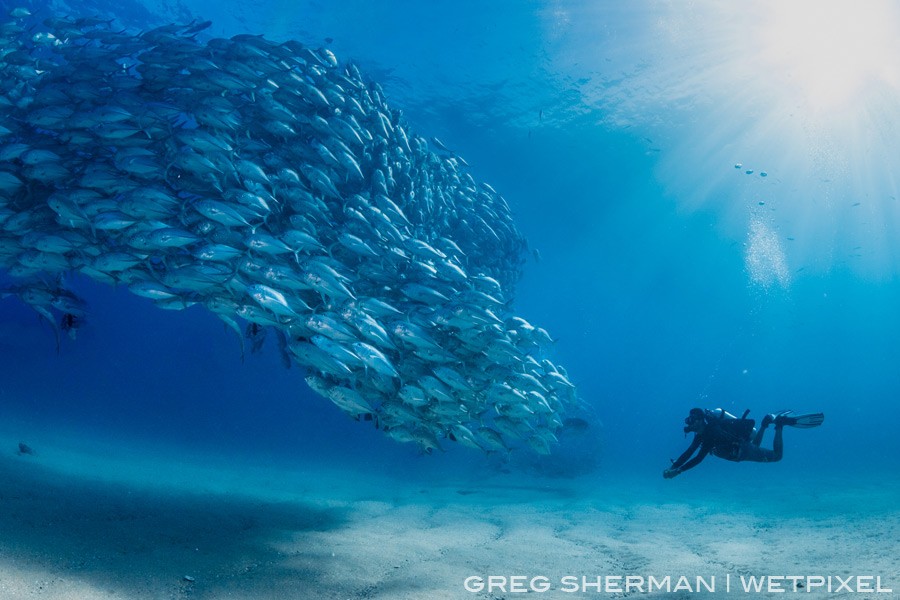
642, 1, 900, 277
543, 2, 900, 276
758, 0, 900, 113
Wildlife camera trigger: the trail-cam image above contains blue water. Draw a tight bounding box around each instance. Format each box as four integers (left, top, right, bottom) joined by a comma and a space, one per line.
2, 0, 900, 597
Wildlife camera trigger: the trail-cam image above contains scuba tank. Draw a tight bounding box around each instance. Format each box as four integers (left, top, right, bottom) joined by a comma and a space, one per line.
705, 408, 755, 442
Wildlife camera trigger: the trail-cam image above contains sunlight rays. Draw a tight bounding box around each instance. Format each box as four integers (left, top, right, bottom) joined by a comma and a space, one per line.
544, 0, 900, 278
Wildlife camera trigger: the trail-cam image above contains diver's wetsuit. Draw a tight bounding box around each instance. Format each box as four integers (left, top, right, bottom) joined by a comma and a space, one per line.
671, 411, 782, 474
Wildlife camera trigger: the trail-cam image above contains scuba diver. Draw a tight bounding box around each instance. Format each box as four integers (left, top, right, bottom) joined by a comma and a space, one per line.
663, 408, 824, 479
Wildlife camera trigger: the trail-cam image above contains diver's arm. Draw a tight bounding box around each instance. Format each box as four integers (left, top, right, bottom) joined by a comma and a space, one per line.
664, 440, 708, 479
671, 437, 700, 470
676, 446, 709, 472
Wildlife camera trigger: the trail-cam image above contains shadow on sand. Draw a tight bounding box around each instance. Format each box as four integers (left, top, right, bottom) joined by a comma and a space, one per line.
0, 452, 349, 598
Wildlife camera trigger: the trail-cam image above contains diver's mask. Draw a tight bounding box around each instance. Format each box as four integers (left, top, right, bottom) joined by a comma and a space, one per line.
683, 408, 705, 434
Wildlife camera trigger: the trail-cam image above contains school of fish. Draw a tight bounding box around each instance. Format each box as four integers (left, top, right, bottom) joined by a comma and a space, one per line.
0, 9, 579, 454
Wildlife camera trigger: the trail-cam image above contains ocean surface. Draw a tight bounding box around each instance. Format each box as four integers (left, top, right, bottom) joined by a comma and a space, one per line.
2, 1, 899, 598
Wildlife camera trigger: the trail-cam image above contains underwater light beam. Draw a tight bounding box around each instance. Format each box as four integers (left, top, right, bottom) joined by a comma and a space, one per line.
581, 0, 900, 276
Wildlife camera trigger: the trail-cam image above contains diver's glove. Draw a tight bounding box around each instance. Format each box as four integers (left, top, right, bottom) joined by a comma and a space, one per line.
663, 467, 681, 479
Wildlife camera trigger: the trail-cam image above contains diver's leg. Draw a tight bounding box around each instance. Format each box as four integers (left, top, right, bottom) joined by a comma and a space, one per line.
772, 424, 784, 461
752, 414, 774, 446
751, 426, 765, 446
737, 430, 783, 463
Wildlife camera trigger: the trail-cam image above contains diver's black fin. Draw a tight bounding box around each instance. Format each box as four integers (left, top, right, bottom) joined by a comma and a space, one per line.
776, 412, 825, 429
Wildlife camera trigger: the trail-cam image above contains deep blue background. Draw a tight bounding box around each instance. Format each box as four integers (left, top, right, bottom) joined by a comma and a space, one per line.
2, 0, 899, 484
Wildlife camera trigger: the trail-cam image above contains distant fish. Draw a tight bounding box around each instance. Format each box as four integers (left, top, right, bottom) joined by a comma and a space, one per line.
17, 442, 35, 456
562, 417, 590, 433
184, 19, 212, 35
431, 137, 450, 152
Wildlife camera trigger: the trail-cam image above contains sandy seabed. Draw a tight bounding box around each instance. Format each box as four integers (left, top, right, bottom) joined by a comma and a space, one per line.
0, 427, 897, 600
